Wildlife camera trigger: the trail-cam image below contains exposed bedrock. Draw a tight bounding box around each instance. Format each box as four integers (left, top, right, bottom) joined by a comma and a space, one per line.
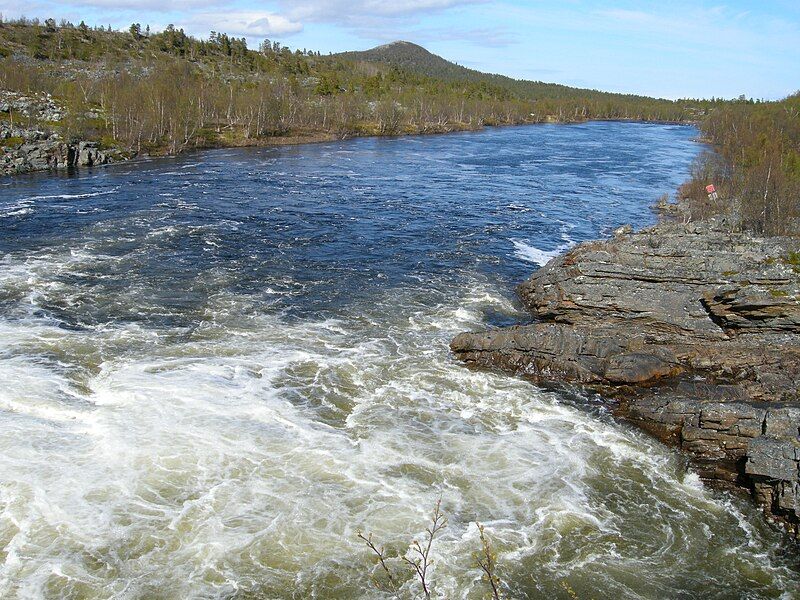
1, 136, 127, 176
451, 219, 800, 533
1, 90, 131, 176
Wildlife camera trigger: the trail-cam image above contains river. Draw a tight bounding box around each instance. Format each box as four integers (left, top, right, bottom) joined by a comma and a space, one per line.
1, 122, 797, 598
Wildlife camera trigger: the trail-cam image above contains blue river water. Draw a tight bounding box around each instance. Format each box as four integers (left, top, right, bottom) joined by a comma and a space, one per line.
1, 123, 798, 599
3, 122, 700, 324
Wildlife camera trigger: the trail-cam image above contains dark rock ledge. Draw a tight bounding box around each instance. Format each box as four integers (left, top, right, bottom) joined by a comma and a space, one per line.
451, 218, 800, 533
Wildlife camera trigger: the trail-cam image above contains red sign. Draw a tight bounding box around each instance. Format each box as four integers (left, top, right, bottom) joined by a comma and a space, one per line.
705, 184, 716, 194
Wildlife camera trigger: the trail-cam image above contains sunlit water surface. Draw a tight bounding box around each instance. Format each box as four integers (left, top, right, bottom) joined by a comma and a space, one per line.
1, 123, 798, 599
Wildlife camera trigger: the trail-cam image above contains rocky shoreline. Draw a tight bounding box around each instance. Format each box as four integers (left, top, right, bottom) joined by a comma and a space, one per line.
0, 88, 478, 178
1, 90, 130, 176
0, 89, 501, 179
451, 212, 800, 534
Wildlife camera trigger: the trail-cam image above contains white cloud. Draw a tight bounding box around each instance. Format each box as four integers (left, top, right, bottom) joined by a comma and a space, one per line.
47, 0, 219, 9
0, 0, 488, 44
374, 24, 514, 48
0, 0, 303, 38
187, 11, 302, 36
280, 0, 483, 26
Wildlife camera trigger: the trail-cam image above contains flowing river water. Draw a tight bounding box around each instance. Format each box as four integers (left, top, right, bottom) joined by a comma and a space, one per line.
1, 123, 798, 599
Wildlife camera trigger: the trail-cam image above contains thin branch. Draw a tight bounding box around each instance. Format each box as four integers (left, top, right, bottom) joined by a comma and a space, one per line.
475, 523, 502, 600
401, 498, 448, 600
357, 531, 400, 596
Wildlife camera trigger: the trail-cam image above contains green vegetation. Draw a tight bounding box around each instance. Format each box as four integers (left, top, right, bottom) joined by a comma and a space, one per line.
0, 16, 705, 158
783, 251, 800, 274
338, 41, 710, 122
681, 94, 800, 236
0, 135, 22, 147
1, 17, 796, 238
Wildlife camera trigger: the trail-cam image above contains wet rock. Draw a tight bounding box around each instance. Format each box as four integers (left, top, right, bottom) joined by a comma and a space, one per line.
451, 217, 800, 534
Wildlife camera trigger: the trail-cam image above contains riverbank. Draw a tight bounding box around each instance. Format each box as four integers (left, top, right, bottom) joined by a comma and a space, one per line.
451, 204, 800, 534
2, 88, 697, 178
4, 116, 695, 177
1, 90, 131, 176
1, 124, 485, 177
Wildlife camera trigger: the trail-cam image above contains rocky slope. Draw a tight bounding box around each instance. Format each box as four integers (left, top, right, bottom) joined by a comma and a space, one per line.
1, 90, 130, 176
451, 216, 800, 533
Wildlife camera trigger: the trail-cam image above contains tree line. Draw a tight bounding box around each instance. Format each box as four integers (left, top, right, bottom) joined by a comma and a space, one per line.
681, 93, 800, 236
2, 17, 796, 237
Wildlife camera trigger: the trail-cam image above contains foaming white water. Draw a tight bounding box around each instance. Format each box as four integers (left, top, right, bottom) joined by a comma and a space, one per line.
0, 249, 796, 599
0, 189, 119, 220
0, 200, 34, 219
510, 230, 575, 266
19, 189, 118, 202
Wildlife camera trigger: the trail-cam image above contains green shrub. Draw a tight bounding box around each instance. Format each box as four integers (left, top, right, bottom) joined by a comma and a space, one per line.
0, 136, 23, 147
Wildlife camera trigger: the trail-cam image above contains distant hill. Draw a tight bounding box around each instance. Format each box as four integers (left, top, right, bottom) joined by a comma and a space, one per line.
337, 41, 473, 82
337, 41, 661, 103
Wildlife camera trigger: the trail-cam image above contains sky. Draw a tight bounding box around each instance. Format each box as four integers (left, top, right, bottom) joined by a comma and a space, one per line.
2, 0, 798, 100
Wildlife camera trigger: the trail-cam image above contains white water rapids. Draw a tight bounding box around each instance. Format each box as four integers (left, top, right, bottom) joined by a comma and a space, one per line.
1, 124, 797, 598
0, 249, 796, 599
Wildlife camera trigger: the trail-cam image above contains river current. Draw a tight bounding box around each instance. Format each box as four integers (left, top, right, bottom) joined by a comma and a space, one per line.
1, 123, 798, 599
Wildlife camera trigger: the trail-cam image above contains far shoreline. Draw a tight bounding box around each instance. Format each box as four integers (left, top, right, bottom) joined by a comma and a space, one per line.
1, 117, 701, 182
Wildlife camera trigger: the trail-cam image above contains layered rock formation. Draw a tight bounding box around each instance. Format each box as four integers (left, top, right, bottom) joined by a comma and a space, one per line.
451, 218, 800, 532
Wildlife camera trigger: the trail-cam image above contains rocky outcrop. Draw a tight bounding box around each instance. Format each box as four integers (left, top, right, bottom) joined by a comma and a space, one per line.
0, 90, 64, 122
1, 90, 131, 176
451, 218, 800, 533
1, 137, 125, 175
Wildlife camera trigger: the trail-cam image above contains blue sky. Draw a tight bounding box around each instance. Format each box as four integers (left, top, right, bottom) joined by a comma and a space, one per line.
3, 0, 798, 99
